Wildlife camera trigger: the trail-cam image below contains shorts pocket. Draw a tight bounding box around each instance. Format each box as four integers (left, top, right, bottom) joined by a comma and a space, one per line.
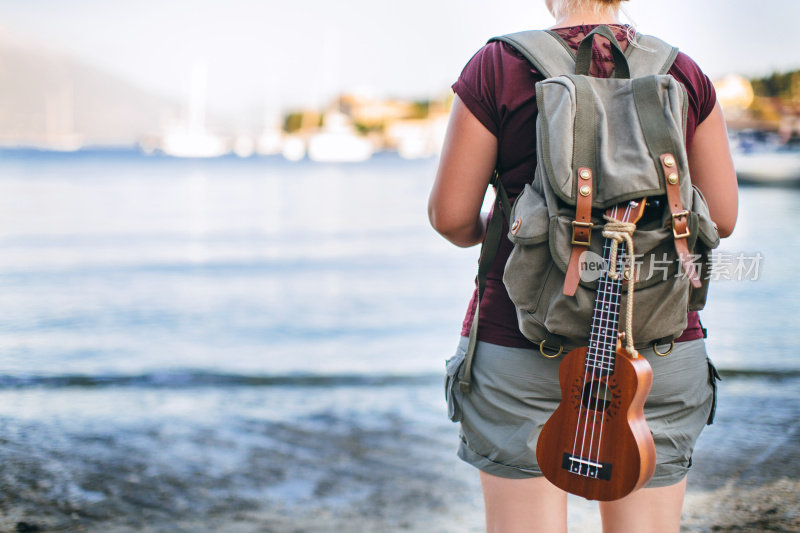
706, 358, 721, 425
444, 342, 467, 423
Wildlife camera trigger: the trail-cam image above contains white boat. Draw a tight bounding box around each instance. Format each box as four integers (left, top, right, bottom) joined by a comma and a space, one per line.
157, 60, 230, 158
307, 111, 372, 163
255, 128, 283, 156
730, 132, 800, 186
159, 129, 229, 158
233, 136, 255, 158
281, 135, 306, 162
733, 149, 800, 186
256, 115, 284, 156
386, 115, 449, 160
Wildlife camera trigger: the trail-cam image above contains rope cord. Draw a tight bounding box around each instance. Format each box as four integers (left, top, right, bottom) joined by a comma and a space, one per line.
602, 216, 637, 355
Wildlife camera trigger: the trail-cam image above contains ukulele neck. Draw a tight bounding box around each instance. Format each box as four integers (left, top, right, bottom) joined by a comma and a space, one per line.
586, 237, 626, 376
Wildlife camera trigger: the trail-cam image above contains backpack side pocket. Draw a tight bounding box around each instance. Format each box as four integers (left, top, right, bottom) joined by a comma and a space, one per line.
688, 185, 720, 311
504, 184, 552, 316
444, 341, 468, 422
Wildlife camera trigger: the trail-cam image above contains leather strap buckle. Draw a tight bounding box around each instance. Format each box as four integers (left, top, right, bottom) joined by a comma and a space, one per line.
571, 220, 593, 246
671, 210, 690, 239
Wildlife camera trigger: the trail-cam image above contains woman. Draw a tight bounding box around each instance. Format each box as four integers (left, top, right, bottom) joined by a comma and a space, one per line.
428, 0, 738, 531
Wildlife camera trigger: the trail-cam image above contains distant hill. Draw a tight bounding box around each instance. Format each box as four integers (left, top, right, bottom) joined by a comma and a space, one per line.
0, 29, 182, 147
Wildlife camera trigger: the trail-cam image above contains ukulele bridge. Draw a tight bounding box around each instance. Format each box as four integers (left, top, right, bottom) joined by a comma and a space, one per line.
562, 452, 612, 481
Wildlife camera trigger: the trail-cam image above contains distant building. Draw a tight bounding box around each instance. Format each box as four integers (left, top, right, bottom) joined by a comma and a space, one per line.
715, 74, 755, 111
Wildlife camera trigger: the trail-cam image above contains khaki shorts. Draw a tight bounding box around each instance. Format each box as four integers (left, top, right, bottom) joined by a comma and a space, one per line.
445, 336, 719, 488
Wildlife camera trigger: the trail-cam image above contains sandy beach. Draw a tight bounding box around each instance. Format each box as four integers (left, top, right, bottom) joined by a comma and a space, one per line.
0, 373, 797, 533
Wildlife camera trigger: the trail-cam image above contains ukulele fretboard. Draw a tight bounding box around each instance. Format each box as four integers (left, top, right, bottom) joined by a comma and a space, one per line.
586, 237, 626, 375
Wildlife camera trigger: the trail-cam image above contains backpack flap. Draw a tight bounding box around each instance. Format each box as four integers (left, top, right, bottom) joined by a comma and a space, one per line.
536, 74, 690, 209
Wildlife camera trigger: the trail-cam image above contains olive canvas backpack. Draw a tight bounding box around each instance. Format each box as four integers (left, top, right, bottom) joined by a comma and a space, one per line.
456, 26, 720, 393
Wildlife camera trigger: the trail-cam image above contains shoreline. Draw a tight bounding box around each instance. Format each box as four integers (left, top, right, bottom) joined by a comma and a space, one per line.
0, 376, 797, 532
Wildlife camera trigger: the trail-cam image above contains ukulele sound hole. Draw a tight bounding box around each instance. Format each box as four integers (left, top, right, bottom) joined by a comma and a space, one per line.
581, 381, 611, 412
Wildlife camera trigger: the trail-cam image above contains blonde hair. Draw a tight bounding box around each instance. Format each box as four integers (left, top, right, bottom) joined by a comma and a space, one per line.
547, 0, 646, 50
548, 0, 629, 19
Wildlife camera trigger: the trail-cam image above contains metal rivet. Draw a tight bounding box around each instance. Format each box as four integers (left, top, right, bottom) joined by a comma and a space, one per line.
667, 173, 679, 185
579, 169, 591, 180
511, 219, 521, 234
579, 185, 591, 197
664, 155, 676, 167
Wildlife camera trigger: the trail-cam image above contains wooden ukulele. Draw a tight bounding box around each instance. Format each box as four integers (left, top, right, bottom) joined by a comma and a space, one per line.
536, 199, 656, 501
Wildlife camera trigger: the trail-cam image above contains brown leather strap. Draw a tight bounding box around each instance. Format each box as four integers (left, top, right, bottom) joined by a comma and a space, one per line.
660, 154, 702, 289
563, 167, 594, 296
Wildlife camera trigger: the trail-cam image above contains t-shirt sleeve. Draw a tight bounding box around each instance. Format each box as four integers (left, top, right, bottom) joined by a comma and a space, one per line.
451, 42, 504, 137
670, 52, 717, 124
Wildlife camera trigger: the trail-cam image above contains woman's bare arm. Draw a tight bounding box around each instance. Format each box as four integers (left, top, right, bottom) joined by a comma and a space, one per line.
688, 102, 738, 238
428, 95, 499, 247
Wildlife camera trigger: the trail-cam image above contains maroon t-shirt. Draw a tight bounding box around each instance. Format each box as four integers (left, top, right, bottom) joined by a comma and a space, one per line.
453, 24, 717, 348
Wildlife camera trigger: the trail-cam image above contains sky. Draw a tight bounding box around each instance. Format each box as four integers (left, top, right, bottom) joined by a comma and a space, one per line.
2, 0, 799, 123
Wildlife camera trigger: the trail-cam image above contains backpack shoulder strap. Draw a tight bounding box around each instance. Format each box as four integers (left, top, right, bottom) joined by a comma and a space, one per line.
488, 30, 575, 78
457, 171, 512, 393
491, 29, 679, 78
626, 34, 680, 77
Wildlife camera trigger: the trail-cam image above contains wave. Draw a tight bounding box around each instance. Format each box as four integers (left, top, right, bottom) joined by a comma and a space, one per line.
0, 371, 441, 389
715, 368, 800, 380
0, 368, 798, 390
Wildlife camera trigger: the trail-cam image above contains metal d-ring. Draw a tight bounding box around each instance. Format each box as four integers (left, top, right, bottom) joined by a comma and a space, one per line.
653, 340, 675, 357
539, 340, 564, 359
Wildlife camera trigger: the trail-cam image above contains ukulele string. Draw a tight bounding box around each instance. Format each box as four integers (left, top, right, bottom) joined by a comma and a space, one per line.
571, 302, 593, 464
582, 238, 608, 470
586, 241, 614, 470
573, 204, 619, 472
571, 241, 608, 466
585, 204, 622, 472
591, 202, 633, 470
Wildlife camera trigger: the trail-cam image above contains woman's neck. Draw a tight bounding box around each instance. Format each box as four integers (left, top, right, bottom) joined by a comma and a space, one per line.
549, 11, 621, 28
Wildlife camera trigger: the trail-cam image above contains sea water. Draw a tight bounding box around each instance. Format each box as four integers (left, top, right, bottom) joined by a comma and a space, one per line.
0, 150, 797, 531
